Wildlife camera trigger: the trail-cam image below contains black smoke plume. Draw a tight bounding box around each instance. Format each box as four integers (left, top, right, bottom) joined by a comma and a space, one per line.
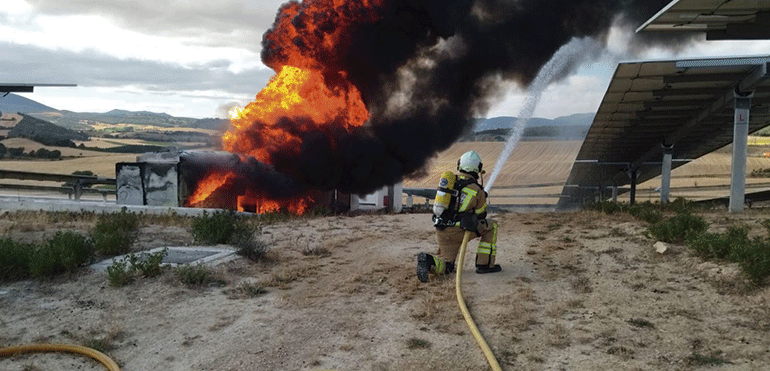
225, 0, 694, 200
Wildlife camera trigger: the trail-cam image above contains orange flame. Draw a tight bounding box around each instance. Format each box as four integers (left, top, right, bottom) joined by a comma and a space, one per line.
187, 0, 382, 214
222, 65, 368, 162
186, 172, 235, 207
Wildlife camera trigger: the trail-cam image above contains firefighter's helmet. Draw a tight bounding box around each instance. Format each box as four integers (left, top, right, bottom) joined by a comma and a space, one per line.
457, 151, 483, 174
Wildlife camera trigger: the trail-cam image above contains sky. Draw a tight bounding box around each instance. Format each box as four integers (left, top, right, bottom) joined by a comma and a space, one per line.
1, 0, 769, 120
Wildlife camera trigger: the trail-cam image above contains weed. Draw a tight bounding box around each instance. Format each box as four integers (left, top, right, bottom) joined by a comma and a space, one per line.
687, 226, 750, 261
571, 276, 592, 294
106, 259, 134, 287
176, 264, 215, 286
92, 210, 139, 255
83, 337, 113, 353
30, 231, 94, 277
232, 228, 269, 262
685, 352, 732, 366
627, 202, 663, 224
106, 249, 168, 287
736, 240, 770, 284
406, 337, 431, 349
302, 245, 331, 257
0, 238, 33, 280
130, 248, 168, 278
227, 282, 268, 299
627, 318, 655, 328
191, 210, 248, 245
648, 213, 708, 244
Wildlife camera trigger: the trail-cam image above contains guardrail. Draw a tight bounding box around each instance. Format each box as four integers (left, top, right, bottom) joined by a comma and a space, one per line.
0, 170, 116, 201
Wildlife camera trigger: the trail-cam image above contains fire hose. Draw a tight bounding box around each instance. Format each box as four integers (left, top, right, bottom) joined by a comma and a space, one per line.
456, 231, 503, 371
0, 343, 120, 371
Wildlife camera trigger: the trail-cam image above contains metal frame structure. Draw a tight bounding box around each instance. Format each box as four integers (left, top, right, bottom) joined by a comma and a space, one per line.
0, 83, 76, 96
558, 55, 770, 211
637, 0, 770, 40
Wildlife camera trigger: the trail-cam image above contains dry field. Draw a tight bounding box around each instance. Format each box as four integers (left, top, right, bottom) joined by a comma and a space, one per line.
2, 209, 770, 370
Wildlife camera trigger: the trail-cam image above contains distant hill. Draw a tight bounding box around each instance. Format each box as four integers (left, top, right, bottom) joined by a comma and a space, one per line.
9, 113, 88, 146
474, 113, 595, 132
0, 93, 58, 113
0, 94, 228, 131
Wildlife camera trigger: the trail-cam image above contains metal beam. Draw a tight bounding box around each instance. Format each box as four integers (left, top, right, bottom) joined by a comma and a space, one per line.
632, 62, 769, 169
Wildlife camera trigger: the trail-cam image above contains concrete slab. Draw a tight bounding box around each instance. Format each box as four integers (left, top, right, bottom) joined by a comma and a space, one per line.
90, 246, 237, 272
0, 195, 254, 217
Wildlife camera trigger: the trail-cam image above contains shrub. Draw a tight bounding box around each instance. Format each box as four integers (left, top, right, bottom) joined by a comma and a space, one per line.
92, 210, 139, 255
130, 248, 168, 278
0, 238, 34, 280
232, 228, 268, 262
687, 226, 750, 261
648, 213, 708, 244
665, 197, 695, 214
106, 259, 134, 287
627, 202, 663, 224
592, 201, 622, 214
736, 240, 770, 284
176, 264, 214, 286
191, 210, 247, 245
106, 248, 168, 287
30, 231, 94, 277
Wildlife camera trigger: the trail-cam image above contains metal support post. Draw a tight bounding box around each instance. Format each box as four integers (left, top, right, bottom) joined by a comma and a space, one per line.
628, 169, 638, 205
611, 186, 618, 203
661, 143, 674, 205
730, 91, 753, 213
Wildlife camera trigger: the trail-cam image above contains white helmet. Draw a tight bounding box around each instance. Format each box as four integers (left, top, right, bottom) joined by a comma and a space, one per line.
457, 151, 482, 174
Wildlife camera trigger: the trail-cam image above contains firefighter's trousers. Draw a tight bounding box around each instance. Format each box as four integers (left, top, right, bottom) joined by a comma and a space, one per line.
434, 218, 498, 273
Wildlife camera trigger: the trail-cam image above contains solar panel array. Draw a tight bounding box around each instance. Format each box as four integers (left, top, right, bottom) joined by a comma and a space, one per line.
558, 56, 770, 209
637, 0, 770, 40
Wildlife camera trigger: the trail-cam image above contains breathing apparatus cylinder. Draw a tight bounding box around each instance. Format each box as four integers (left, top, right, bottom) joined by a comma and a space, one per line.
433, 171, 456, 217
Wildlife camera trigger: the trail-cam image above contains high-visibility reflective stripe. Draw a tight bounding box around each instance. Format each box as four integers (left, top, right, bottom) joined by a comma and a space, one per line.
433, 256, 445, 274
458, 187, 478, 212
492, 222, 498, 247
478, 241, 492, 255
475, 203, 488, 214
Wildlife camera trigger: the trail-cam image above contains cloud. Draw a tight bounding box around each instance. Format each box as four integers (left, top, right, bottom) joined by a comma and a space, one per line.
0, 42, 273, 94
23, 0, 286, 50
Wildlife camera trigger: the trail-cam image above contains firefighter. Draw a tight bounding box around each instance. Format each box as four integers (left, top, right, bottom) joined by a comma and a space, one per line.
417, 150, 501, 283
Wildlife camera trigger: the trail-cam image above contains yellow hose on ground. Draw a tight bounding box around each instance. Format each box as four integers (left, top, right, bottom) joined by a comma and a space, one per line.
456, 231, 503, 371
0, 343, 120, 371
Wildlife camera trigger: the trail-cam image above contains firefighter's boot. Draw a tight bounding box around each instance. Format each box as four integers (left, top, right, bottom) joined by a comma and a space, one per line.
476, 264, 502, 274
416, 252, 434, 283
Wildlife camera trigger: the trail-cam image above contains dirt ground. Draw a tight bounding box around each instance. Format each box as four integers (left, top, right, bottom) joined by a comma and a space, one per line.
2, 208, 770, 371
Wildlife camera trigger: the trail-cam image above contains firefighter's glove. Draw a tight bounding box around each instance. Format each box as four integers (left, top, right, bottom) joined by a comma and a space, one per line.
460, 213, 480, 236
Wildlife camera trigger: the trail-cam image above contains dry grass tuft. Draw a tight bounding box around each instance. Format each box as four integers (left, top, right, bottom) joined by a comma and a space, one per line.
548, 323, 570, 348
571, 276, 593, 294
261, 264, 315, 288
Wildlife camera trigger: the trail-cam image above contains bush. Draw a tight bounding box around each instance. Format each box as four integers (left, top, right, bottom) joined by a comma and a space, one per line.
106, 259, 134, 287
176, 264, 214, 286
0, 238, 34, 280
106, 248, 168, 287
737, 240, 770, 284
232, 227, 268, 262
687, 226, 750, 261
592, 200, 622, 214
92, 210, 139, 255
30, 231, 94, 277
627, 202, 663, 224
130, 248, 167, 278
648, 213, 708, 244
191, 210, 247, 245
665, 197, 695, 214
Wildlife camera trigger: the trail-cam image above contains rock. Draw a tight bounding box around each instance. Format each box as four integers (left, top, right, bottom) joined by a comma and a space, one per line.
654, 241, 669, 254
